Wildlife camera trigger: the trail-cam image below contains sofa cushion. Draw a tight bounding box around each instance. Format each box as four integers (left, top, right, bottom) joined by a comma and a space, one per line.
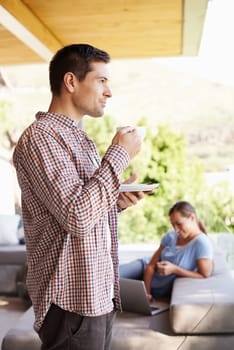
170, 245, 234, 334
0, 265, 24, 294
0, 214, 20, 245
170, 272, 234, 334
0, 245, 27, 295
112, 311, 186, 350
3, 300, 234, 350
209, 235, 231, 275
1, 306, 41, 350
0, 245, 26, 265
212, 248, 230, 275
2, 306, 187, 350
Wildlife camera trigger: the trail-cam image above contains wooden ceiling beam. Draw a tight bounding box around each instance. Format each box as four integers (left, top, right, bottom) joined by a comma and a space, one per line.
0, 0, 209, 64
0, 0, 62, 61
183, 0, 209, 55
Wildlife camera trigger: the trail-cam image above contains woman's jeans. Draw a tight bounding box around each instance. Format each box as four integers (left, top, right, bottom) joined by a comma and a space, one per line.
119, 258, 149, 280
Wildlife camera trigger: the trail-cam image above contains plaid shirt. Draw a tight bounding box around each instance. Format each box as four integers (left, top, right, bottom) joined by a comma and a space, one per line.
13, 112, 130, 331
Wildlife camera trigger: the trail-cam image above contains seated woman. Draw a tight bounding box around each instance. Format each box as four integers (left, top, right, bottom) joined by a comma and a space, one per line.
119, 201, 214, 300
145, 201, 214, 300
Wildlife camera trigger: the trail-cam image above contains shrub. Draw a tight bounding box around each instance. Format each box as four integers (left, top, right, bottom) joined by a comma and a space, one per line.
53, 115, 234, 241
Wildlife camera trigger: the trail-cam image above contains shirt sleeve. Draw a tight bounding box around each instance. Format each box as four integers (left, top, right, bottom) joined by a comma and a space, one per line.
195, 235, 214, 260
161, 230, 174, 247
15, 128, 130, 238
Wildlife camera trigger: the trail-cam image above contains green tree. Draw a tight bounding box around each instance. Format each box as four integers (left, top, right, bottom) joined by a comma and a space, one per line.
196, 181, 234, 234
119, 121, 207, 242
82, 115, 234, 242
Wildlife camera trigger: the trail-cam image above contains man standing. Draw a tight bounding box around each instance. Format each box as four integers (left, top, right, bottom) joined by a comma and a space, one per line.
13, 44, 145, 349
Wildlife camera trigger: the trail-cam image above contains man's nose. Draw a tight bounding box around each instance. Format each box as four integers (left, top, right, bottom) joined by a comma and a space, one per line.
104, 85, 112, 98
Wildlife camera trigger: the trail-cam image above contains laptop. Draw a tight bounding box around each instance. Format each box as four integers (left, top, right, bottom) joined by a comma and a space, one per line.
119, 278, 169, 316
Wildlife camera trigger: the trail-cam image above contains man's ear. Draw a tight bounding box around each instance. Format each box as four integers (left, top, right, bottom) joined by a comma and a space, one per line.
63, 72, 77, 92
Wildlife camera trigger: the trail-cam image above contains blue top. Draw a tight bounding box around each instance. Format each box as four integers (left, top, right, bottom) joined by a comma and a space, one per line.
146, 230, 213, 298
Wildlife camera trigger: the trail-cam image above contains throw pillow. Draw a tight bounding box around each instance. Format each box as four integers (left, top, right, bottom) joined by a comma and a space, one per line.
17, 216, 25, 244
0, 214, 20, 245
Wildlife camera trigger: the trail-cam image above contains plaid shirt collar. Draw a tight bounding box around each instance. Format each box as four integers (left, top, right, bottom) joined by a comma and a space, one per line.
36, 111, 84, 133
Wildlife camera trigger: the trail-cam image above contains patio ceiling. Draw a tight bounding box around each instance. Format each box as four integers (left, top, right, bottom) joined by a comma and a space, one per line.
0, 0, 209, 66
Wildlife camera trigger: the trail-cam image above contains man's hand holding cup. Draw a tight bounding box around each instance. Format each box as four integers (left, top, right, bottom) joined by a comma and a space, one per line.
112, 126, 146, 159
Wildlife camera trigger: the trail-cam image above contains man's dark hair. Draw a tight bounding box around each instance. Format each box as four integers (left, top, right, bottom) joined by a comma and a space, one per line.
49, 44, 110, 95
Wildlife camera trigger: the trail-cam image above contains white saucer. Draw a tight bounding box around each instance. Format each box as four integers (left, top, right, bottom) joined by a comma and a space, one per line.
119, 183, 159, 192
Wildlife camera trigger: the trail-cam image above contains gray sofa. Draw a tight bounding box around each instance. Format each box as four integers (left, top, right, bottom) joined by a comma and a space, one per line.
2, 240, 234, 350
0, 244, 27, 296
0, 214, 30, 301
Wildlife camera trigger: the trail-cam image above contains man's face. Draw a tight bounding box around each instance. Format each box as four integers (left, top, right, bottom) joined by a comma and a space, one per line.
73, 61, 112, 118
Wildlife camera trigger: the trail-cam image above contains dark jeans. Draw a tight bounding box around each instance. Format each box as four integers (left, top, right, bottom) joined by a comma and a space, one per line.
38, 303, 116, 350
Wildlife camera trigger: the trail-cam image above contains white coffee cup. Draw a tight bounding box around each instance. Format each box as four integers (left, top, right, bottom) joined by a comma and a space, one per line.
116, 126, 146, 141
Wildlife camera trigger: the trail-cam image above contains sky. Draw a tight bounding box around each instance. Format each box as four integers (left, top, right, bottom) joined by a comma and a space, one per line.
156, 0, 234, 86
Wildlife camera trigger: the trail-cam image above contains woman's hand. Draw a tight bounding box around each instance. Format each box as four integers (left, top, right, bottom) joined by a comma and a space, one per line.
146, 293, 153, 302
157, 261, 177, 276
157, 259, 213, 278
